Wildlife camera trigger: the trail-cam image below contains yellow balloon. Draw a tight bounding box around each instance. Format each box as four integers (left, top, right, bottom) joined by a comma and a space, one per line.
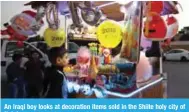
44, 28, 66, 47
97, 20, 122, 48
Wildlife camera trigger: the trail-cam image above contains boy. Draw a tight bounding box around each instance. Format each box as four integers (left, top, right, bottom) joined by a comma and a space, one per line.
43, 46, 69, 98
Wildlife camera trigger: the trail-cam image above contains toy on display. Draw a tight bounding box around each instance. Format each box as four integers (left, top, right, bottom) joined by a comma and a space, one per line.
102, 48, 112, 64
76, 47, 91, 76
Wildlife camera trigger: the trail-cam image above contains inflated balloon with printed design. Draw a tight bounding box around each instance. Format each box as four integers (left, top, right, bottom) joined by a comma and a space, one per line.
97, 20, 123, 48
44, 28, 66, 47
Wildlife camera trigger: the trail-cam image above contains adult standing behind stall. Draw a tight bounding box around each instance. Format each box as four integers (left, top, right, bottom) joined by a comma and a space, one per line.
24, 51, 44, 98
6, 53, 26, 98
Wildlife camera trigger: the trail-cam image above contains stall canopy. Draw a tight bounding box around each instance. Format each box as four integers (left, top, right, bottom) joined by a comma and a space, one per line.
25, 1, 180, 21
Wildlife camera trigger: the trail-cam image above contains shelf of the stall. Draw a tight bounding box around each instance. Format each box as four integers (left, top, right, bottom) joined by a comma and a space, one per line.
69, 37, 99, 47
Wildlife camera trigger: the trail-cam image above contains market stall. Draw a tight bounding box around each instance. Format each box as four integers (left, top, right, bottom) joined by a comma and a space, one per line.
1, 1, 181, 98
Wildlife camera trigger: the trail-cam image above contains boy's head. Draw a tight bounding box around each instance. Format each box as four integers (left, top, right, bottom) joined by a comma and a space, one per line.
48, 46, 69, 67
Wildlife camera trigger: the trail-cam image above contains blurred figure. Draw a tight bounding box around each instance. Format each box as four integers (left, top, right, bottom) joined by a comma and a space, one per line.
6, 53, 26, 98
24, 51, 44, 98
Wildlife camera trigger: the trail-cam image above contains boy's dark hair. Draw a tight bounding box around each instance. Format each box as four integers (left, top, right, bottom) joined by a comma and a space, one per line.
12, 53, 22, 62
48, 46, 68, 65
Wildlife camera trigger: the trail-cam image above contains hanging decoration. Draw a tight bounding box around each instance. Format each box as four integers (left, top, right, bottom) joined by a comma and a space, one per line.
1, 23, 27, 41
44, 3, 66, 47
79, 1, 101, 26
165, 16, 179, 39
120, 1, 142, 62
143, 12, 167, 41
67, 2, 82, 28
97, 20, 122, 48
1, 10, 44, 47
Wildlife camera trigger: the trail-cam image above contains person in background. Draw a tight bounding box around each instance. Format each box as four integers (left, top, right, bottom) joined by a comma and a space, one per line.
6, 53, 26, 98
24, 51, 44, 98
43, 46, 69, 98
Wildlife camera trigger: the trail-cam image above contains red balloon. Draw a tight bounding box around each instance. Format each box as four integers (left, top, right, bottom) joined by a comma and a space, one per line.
147, 1, 164, 14
143, 12, 167, 41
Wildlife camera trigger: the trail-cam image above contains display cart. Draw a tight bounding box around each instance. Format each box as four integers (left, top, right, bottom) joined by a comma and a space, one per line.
61, 1, 179, 98
2, 1, 180, 98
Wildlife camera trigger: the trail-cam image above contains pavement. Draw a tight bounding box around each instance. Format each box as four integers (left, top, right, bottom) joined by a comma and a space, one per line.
163, 61, 189, 98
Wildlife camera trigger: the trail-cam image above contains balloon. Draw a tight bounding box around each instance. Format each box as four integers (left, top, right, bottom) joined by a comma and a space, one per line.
44, 28, 66, 47
77, 47, 91, 65
143, 12, 167, 41
10, 10, 44, 36
46, 3, 59, 29
97, 20, 122, 48
1, 25, 27, 41
147, 1, 164, 14
165, 16, 179, 39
